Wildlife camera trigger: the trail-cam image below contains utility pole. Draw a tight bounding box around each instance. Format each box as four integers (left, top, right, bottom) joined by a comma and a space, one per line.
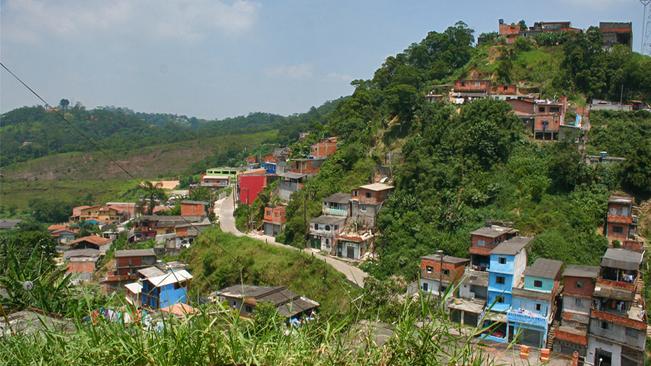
436, 249, 444, 300
642, 1, 651, 53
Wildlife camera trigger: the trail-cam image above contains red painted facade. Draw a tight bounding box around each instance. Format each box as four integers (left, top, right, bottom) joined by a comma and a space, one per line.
263, 206, 286, 224
420, 256, 468, 283
563, 276, 596, 298
238, 171, 267, 205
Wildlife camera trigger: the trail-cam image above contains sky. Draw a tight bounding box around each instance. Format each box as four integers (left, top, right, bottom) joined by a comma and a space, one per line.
0, 0, 646, 119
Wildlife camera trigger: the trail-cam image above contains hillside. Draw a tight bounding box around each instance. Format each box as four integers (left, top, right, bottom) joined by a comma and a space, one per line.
276, 22, 651, 279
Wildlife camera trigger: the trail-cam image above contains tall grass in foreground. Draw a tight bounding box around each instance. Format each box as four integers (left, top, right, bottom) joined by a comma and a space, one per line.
0, 293, 497, 366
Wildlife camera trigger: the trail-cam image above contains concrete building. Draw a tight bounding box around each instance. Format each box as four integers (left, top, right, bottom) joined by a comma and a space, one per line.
350, 183, 394, 229
553, 265, 600, 358
277, 172, 306, 201
419, 254, 469, 296
468, 224, 518, 271
600, 22, 632, 49
322, 193, 351, 217
587, 248, 646, 366
309, 215, 346, 253
604, 194, 638, 246
263, 205, 286, 237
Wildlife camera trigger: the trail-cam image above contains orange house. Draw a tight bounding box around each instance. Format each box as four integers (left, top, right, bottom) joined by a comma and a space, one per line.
419, 254, 470, 295
310, 137, 338, 159
180, 201, 209, 217
498, 19, 521, 44
263, 206, 286, 237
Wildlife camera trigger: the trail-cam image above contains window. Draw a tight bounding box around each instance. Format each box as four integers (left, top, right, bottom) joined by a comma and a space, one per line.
613, 226, 624, 234
314, 223, 318, 230
232, 301, 237, 307
535, 303, 542, 311
426, 266, 433, 273
365, 192, 372, 198
496, 296, 504, 303
625, 327, 638, 338
496, 276, 505, 285
245, 305, 253, 313
601, 321, 609, 330
422, 282, 429, 291
538, 107, 545, 112
576, 280, 583, 288
498, 257, 506, 264
360, 205, 367, 212
443, 269, 450, 276
325, 238, 330, 245
325, 225, 330, 231
334, 225, 338, 231
550, 107, 560, 113
534, 280, 543, 288
574, 298, 583, 307
352, 190, 358, 197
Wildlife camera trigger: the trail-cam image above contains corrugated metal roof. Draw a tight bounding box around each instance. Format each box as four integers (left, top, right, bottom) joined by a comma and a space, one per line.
310, 215, 346, 225
145, 270, 192, 287
490, 236, 532, 255
601, 248, 643, 271
525, 258, 563, 279
115, 249, 156, 258
562, 265, 600, 279
323, 192, 352, 204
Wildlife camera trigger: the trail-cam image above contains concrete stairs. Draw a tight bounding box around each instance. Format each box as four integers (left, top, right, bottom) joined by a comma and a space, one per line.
546, 319, 560, 350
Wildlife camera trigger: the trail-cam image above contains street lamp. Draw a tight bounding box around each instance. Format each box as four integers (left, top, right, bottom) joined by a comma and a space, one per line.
436, 249, 444, 299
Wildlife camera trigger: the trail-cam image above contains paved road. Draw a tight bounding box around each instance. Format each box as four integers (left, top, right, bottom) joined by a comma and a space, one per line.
215, 194, 368, 287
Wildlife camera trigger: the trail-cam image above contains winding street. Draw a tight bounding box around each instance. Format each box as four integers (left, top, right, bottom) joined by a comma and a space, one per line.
214, 194, 368, 287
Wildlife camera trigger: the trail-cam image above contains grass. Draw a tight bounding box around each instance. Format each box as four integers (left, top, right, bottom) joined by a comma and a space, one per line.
181, 228, 361, 316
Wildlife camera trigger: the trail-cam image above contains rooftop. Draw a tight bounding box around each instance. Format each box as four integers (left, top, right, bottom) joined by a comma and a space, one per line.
63, 248, 100, 259
601, 248, 643, 271
470, 225, 517, 238
137, 266, 165, 278
490, 236, 532, 255
0, 219, 21, 230
421, 254, 470, 265
310, 215, 346, 225
563, 265, 600, 279
608, 194, 633, 204
323, 192, 352, 204
114, 249, 156, 258
216, 285, 319, 318
525, 258, 563, 279
145, 269, 193, 288
277, 171, 308, 179
359, 183, 394, 192
181, 200, 210, 205
69, 235, 112, 246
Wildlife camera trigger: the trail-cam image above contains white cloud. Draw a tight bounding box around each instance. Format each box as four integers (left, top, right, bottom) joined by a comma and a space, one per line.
265, 64, 314, 80
325, 72, 353, 82
1, 0, 259, 43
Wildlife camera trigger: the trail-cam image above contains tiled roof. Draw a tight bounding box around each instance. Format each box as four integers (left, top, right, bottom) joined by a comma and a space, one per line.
69, 236, 112, 246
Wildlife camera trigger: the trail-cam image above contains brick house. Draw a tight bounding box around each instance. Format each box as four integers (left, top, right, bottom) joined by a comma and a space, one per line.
71, 205, 125, 224
263, 205, 286, 237
114, 249, 157, 277
587, 248, 646, 366
350, 183, 394, 229
599, 22, 632, 49
180, 200, 209, 217
64, 249, 100, 284
604, 194, 637, 245
69, 235, 113, 255
335, 231, 374, 260
419, 254, 469, 296
310, 137, 338, 159
309, 215, 346, 253
287, 158, 325, 176
553, 265, 600, 358
506, 98, 566, 140
468, 225, 518, 271
498, 19, 521, 44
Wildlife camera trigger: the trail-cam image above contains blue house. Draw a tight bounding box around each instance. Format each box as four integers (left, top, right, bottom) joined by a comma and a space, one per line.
263, 161, 277, 175
508, 258, 563, 348
482, 236, 531, 343
141, 269, 193, 309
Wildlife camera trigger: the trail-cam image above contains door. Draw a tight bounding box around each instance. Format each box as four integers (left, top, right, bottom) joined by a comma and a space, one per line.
595, 349, 612, 366
347, 245, 355, 259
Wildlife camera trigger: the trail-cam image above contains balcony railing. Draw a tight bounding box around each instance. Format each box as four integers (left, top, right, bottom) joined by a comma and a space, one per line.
323, 207, 348, 217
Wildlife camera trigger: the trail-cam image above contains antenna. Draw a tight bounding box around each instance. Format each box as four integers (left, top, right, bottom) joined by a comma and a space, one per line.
642, 0, 651, 54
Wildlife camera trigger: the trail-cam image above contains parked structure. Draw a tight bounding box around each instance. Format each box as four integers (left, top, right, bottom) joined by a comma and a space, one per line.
507, 258, 563, 348
215, 285, 319, 321
587, 248, 646, 366
263, 205, 286, 237
553, 265, 600, 358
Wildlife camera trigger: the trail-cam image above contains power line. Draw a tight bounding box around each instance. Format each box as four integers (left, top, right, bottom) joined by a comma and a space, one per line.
0, 61, 136, 180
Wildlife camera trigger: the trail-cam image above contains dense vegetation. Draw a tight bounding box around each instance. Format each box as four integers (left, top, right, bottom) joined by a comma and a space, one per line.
277, 22, 651, 280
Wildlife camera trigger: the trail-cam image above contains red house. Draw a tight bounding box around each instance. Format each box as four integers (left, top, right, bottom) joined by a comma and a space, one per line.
114, 249, 157, 277
498, 19, 521, 44
468, 225, 518, 270
310, 137, 338, 159
604, 194, 637, 245
419, 254, 470, 295
237, 169, 267, 205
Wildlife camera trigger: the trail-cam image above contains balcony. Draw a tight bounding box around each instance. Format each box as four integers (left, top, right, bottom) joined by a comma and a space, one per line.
607, 214, 633, 224
323, 207, 348, 217
507, 308, 548, 328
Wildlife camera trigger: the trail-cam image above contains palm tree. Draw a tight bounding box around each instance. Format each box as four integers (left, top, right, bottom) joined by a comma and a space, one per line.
137, 181, 167, 215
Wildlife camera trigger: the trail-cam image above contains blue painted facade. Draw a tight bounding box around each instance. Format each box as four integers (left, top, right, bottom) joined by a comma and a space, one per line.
141, 279, 188, 309
263, 162, 277, 175
487, 254, 517, 313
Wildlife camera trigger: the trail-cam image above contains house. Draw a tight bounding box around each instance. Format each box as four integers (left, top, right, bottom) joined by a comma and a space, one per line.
498, 19, 521, 44
507, 258, 563, 349
51, 229, 76, 244
74, 205, 125, 225
180, 200, 209, 217
114, 249, 157, 278
64, 249, 100, 284
468, 224, 518, 271
174, 223, 210, 248
310, 137, 338, 159
137, 265, 166, 280
68, 235, 113, 255
0, 219, 21, 231
520, 21, 582, 37
215, 285, 319, 321
237, 169, 267, 205
506, 98, 566, 140
286, 158, 325, 176
553, 265, 600, 358
599, 22, 632, 49
322, 193, 351, 217
450, 268, 489, 327
350, 183, 394, 229
450, 79, 491, 104
335, 231, 374, 260
604, 194, 638, 246
482, 236, 531, 344
141, 269, 193, 309
309, 215, 346, 253
124, 282, 142, 306
277, 172, 306, 201
263, 205, 286, 237
133, 215, 206, 239
105, 202, 137, 220
590, 99, 633, 112
587, 248, 646, 366
419, 254, 469, 296
262, 155, 278, 175
206, 167, 239, 179
200, 174, 230, 188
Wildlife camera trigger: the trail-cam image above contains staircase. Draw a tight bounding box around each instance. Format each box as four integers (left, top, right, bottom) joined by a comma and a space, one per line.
546, 320, 560, 350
